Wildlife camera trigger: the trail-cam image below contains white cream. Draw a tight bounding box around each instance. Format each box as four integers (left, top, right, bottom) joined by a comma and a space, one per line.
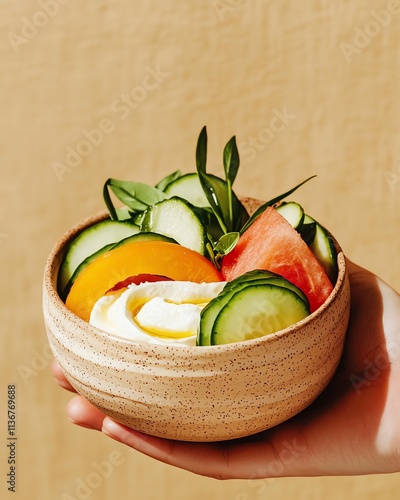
89, 281, 226, 346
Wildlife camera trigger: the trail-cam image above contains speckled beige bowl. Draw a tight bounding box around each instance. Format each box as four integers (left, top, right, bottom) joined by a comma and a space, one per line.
43, 199, 350, 442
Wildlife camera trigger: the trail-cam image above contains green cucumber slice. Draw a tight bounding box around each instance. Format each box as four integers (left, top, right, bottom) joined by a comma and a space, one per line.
223, 269, 277, 284
58, 219, 140, 295
279, 208, 337, 283
198, 271, 309, 346
211, 284, 310, 345
309, 223, 338, 284
164, 173, 212, 207
298, 214, 317, 245
111, 231, 178, 250
163, 172, 249, 232
199, 273, 274, 346
199, 283, 246, 347
222, 270, 309, 305
275, 201, 304, 229
140, 196, 207, 254
62, 243, 115, 300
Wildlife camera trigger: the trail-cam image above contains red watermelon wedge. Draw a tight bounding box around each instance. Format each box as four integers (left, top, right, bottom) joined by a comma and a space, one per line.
221, 207, 334, 312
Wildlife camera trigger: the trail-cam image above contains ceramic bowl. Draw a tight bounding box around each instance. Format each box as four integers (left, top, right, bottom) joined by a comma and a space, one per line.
43, 199, 350, 442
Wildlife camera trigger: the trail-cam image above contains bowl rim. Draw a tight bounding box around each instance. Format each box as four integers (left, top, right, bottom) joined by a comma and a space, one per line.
43, 208, 348, 356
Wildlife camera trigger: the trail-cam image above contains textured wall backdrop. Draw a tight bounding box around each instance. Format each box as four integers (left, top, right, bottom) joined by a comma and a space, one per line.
0, 1, 399, 499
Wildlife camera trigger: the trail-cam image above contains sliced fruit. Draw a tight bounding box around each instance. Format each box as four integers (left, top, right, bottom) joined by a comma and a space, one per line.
58, 219, 139, 295
140, 197, 207, 254
106, 274, 173, 293
276, 207, 338, 284
65, 240, 223, 322
62, 232, 176, 300
211, 284, 310, 345
221, 207, 333, 313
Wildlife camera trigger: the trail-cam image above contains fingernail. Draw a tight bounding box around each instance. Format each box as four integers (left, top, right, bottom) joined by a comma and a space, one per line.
101, 418, 124, 437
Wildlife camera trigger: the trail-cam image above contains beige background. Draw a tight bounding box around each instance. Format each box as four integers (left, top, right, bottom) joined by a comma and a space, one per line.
1, 0, 400, 499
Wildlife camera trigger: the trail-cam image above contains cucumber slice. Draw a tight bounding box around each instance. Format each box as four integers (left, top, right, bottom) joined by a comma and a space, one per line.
164, 173, 249, 232
283, 211, 336, 282
140, 197, 207, 254
222, 269, 309, 305
309, 223, 338, 284
223, 269, 283, 289
199, 282, 248, 347
251, 276, 307, 304
198, 271, 309, 346
111, 231, 178, 250
298, 214, 317, 245
219, 271, 275, 295
275, 202, 304, 229
58, 219, 140, 295
62, 243, 115, 300
164, 173, 212, 207
211, 284, 309, 345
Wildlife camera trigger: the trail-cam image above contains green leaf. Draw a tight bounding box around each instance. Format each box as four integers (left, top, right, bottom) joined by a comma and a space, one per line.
223, 136, 240, 187
205, 241, 219, 268
195, 127, 228, 233
103, 178, 167, 220
103, 179, 118, 221
239, 175, 317, 234
213, 232, 239, 256
223, 135, 240, 230
198, 171, 227, 232
196, 126, 208, 174
206, 232, 240, 269
155, 169, 183, 191
115, 207, 134, 221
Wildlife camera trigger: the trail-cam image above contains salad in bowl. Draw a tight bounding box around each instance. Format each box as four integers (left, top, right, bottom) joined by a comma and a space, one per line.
43, 128, 350, 441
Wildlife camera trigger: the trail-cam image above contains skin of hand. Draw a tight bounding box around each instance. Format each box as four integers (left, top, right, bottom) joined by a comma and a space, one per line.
51, 259, 400, 479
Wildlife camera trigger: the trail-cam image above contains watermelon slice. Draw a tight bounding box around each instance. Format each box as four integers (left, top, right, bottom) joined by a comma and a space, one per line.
221, 207, 334, 312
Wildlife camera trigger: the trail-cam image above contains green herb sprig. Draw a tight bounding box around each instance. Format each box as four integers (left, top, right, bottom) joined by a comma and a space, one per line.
102, 127, 315, 263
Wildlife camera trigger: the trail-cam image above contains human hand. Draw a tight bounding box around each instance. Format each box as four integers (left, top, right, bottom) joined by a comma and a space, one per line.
52, 260, 400, 479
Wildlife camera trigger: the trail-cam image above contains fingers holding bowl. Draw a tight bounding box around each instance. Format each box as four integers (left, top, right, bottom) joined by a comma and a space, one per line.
51, 359, 75, 392
67, 395, 107, 431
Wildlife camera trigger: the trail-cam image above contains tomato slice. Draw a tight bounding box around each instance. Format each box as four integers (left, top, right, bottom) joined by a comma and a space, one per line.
106, 274, 173, 293
221, 207, 333, 312
65, 240, 223, 321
